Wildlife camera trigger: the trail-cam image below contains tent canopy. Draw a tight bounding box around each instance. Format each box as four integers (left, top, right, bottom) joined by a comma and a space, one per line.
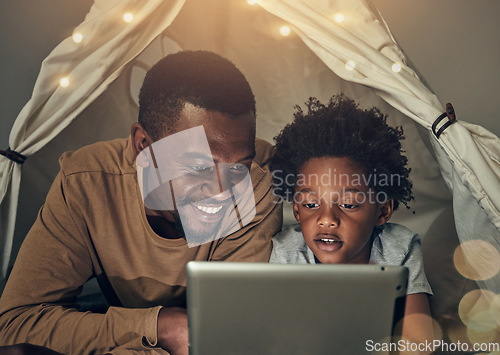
0, 0, 499, 334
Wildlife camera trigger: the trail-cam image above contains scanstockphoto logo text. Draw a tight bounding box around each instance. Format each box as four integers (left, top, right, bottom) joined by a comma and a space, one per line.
366, 339, 500, 353
271, 169, 401, 205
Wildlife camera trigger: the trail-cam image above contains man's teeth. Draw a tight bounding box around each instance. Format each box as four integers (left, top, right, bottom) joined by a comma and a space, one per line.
195, 205, 223, 214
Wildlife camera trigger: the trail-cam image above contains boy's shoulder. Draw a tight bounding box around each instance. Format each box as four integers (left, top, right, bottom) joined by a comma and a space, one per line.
377, 223, 419, 244
271, 224, 315, 264
370, 223, 420, 265
272, 224, 304, 246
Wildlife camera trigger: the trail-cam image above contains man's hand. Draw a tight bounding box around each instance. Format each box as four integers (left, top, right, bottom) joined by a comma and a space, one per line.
0, 344, 62, 355
157, 307, 189, 355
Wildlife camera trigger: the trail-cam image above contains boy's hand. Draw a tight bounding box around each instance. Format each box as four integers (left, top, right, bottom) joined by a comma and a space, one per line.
157, 307, 189, 355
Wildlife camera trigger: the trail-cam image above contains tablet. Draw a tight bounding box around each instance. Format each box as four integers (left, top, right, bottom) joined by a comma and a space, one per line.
187, 262, 408, 355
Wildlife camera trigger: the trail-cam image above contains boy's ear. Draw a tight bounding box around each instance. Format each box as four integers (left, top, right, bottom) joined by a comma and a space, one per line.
376, 199, 394, 226
292, 202, 301, 223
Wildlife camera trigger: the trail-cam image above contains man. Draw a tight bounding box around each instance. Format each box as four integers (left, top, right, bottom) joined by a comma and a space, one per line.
0, 51, 282, 354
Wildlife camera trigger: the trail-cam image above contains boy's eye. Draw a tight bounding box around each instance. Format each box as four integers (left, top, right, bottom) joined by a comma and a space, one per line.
303, 203, 319, 209
340, 203, 357, 210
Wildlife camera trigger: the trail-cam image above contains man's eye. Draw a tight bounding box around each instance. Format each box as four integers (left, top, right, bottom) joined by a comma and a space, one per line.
191, 165, 214, 172
229, 164, 247, 174
340, 204, 357, 210
303, 203, 319, 209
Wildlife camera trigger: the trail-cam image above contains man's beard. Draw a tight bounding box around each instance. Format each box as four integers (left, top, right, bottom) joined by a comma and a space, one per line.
173, 210, 222, 245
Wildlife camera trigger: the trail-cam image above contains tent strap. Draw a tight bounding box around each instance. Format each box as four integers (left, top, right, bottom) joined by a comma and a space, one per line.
432, 103, 457, 138
0, 148, 26, 164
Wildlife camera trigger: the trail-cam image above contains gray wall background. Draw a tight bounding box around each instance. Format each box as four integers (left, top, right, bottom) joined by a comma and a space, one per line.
1, 0, 499, 147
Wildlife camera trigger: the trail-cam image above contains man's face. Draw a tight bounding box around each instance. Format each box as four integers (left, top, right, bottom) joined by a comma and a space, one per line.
139, 103, 256, 245
292, 157, 390, 264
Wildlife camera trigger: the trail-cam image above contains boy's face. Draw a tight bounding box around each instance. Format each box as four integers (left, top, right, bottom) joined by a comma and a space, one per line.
292, 157, 393, 264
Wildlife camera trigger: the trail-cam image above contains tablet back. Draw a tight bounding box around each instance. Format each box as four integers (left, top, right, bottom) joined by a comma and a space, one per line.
187, 262, 407, 355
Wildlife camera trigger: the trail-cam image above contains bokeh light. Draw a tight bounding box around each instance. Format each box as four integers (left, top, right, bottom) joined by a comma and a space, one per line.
454, 240, 500, 281
393, 314, 442, 344
247, 0, 257, 4
72, 33, 83, 43
392, 63, 402, 72
345, 60, 355, 71
59, 77, 69, 88
447, 320, 470, 346
334, 13, 345, 23
279, 25, 291, 36
466, 324, 498, 345
491, 293, 500, 314
123, 13, 134, 23
458, 289, 497, 331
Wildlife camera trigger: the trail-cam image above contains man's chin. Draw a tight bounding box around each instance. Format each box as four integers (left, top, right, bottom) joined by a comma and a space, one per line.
174, 205, 226, 246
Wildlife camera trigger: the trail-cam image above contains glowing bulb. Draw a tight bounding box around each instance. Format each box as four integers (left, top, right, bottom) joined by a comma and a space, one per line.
392, 63, 402, 73
345, 61, 355, 71
59, 77, 69, 88
72, 33, 83, 43
247, 0, 257, 4
279, 25, 291, 37
123, 13, 134, 23
334, 13, 345, 23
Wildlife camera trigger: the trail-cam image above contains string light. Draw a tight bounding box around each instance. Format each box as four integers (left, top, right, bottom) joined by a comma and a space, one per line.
59, 77, 70, 88
123, 13, 134, 23
334, 13, 345, 23
279, 25, 291, 36
72, 33, 83, 43
392, 63, 402, 73
345, 61, 355, 71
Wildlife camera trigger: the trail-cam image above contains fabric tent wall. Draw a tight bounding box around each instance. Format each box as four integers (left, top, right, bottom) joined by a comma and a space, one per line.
1, 0, 499, 342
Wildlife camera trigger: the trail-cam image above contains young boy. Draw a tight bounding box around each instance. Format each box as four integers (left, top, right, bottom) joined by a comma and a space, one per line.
270, 94, 433, 345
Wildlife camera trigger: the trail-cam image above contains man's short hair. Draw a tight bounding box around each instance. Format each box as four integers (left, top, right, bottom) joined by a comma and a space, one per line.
138, 50, 256, 141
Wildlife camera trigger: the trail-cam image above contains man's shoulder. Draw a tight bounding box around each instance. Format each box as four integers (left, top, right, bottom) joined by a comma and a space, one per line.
59, 137, 135, 176
253, 138, 273, 168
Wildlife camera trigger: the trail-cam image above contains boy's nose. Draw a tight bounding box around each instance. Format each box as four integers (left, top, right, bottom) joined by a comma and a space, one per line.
317, 206, 339, 227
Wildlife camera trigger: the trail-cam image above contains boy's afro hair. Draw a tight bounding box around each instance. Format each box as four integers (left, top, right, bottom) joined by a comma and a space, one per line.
270, 94, 413, 210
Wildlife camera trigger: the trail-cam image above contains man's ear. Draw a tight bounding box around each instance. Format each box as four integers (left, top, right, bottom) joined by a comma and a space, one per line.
376, 199, 394, 226
131, 122, 151, 156
292, 201, 301, 223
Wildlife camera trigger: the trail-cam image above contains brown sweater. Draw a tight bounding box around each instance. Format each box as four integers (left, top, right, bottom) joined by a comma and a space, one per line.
0, 137, 282, 354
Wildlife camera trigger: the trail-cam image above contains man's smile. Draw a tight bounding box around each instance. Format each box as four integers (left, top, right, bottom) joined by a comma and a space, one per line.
194, 204, 223, 214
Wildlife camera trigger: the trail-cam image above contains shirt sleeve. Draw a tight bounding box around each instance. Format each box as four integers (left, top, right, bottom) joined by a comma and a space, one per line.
0, 171, 162, 354
403, 236, 433, 295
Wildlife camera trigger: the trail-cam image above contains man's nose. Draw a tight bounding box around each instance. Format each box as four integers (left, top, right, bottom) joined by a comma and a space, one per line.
201, 165, 233, 201
317, 205, 339, 227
